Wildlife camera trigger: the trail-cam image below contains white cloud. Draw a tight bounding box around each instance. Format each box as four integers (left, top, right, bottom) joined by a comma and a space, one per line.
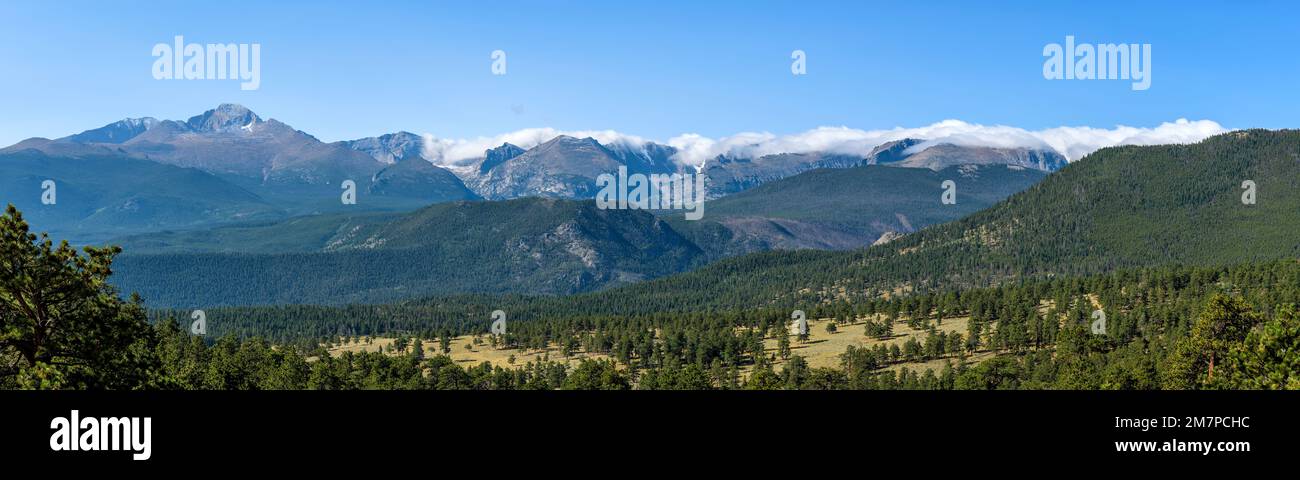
421, 119, 1227, 170
1032, 119, 1228, 161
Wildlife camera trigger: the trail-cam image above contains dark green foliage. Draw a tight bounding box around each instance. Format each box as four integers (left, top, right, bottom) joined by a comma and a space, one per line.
112, 198, 707, 306
0, 205, 161, 389
1216, 305, 1300, 389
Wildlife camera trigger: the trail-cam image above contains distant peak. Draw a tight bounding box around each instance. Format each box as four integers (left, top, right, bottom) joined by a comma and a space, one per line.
381, 131, 421, 141
216, 103, 253, 114
119, 117, 160, 128
480, 142, 527, 174
488, 142, 524, 153
186, 104, 262, 132
546, 134, 598, 145
866, 138, 926, 165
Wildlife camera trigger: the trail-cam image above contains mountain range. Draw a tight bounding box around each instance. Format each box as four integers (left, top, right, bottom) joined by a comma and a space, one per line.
0, 104, 1095, 307
1, 104, 1068, 244
1, 105, 477, 241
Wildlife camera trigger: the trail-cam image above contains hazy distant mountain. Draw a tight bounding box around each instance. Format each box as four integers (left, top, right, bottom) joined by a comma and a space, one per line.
701, 140, 1062, 198
450, 134, 1065, 202
865, 138, 1068, 171
700, 151, 865, 198
460, 137, 859, 200
0, 149, 280, 243
1, 137, 125, 158
0, 105, 479, 241
465, 135, 682, 200
2, 105, 479, 197
670, 163, 1047, 255
104, 104, 386, 185
64, 117, 159, 144
339, 131, 426, 165
367, 156, 479, 201
3, 104, 375, 184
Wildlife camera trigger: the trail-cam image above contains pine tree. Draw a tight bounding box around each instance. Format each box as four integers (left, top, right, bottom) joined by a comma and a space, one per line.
0, 205, 159, 389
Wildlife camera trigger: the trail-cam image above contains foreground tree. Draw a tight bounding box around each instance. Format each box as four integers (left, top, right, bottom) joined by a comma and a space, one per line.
561, 359, 629, 390
0, 205, 159, 389
1215, 305, 1300, 390
1162, 294, 1261, 389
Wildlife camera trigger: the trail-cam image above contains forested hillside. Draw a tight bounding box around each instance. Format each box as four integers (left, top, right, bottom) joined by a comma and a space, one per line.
111, 198, 707, 306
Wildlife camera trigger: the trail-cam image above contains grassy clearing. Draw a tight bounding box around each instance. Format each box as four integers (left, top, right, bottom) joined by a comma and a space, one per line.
327, 334, 611, 368
760, 314, 981, 373
326, 311, 995, 379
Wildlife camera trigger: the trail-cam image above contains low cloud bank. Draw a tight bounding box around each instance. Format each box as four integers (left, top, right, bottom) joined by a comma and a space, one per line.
421, 119, 1227, 169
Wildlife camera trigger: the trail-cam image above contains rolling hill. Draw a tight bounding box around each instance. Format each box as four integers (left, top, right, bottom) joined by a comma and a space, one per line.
109, 198, 707, 307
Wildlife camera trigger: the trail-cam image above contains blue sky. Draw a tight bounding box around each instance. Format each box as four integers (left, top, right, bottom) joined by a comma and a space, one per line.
0, 0, 1295, 147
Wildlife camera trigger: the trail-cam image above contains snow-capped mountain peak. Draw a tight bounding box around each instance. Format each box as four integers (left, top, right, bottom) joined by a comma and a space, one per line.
186, 103, 263, 133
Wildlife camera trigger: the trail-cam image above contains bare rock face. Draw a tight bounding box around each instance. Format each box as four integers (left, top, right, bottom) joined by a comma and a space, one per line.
873, 231, 906, 246
341, 131, 426, 165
